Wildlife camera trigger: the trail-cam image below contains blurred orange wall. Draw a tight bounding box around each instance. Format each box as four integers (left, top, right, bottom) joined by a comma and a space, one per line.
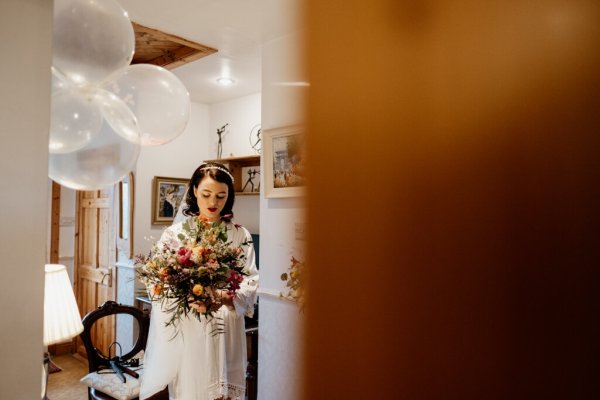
304, 1, 600, 398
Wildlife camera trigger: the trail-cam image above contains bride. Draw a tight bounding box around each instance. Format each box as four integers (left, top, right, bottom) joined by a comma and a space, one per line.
140, 163, 259, 400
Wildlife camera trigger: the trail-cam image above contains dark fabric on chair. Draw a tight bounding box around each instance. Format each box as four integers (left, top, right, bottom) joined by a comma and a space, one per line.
145, 388, 170, 400
80, 301, 169, 400
89, 387, 169, 400
89, 388, 122, 400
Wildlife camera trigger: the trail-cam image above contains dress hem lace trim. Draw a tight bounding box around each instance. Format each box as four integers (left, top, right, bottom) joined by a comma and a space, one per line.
207, 381, 245, 400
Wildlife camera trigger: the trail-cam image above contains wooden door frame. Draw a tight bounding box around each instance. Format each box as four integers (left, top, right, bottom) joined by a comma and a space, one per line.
48, 181, 76, 356
49, 181, 60, 264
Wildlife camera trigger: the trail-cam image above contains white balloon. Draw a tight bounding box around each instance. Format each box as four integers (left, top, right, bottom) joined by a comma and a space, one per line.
53, 0, 134, 86
51, 66, 70, 94
49, 87, 102, 154
104, 64, 191, 146
95, 89, 140, 143
49, 89, 141, 190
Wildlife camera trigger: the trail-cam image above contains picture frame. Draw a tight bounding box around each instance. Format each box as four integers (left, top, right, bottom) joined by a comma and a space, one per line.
240, 166, 261, 194
263, 125, 305, 198
152, 176, 189, 225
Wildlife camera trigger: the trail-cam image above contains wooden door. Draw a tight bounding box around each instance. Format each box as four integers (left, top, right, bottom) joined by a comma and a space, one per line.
75, 188, 117, 358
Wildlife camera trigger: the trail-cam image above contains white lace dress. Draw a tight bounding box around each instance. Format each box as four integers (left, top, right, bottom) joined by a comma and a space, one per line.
139, 218, 259, 400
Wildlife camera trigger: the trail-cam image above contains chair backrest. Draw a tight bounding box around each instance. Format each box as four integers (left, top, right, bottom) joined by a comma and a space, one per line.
80, 300, 149, 373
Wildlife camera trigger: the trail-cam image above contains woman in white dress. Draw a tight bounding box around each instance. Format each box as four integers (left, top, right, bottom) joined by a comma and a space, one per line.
140, 163, 259, 400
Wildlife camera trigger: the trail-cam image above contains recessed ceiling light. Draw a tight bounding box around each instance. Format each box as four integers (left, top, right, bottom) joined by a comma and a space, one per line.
216, 77, 236, 86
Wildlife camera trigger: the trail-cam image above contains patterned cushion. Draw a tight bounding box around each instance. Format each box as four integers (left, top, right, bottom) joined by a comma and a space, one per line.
80, 369, 143, 400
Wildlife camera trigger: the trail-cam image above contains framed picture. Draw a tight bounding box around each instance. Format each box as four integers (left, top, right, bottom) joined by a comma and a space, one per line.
152, 176, 189, 225
240, 166, 260, 193
263, 126, 305, 198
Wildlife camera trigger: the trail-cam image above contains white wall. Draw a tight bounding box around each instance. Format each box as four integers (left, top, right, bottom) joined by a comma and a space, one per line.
258, 30, 307, 400
133, 94, 262, 255
0, 1, 52, 398
234, 195, 260, 235
209, 93, 261, 234
133, 101, 210, 256
208, 92, 262, 160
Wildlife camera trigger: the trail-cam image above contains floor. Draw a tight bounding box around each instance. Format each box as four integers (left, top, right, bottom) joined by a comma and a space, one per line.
46, 353, 89, 400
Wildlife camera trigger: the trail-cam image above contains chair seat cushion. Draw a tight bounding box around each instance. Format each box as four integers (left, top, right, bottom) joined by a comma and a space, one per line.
90, 387, 138, 400
81, 369, 143, 400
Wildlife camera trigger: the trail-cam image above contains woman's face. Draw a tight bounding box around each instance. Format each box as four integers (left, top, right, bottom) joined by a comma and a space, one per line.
194, 176, 229, 222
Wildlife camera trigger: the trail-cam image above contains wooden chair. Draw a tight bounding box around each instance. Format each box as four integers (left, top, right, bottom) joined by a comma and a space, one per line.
80, 301, 168, 400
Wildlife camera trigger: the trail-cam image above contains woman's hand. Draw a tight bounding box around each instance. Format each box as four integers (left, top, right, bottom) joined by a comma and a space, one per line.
190, 301, 207, 313
216, 289, 235, 310
189, 291, 235, 313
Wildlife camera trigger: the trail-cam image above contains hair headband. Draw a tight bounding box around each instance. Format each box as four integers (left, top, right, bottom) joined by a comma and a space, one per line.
200, 165, 235, 183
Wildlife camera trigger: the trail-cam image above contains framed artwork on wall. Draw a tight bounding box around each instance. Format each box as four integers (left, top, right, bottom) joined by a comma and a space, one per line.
152, 176, 188, 224
263, 126, 305, 198
240, 166, 260, 194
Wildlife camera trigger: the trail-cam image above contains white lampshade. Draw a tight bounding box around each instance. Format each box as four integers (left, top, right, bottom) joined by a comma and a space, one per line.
43, 264, 84, 346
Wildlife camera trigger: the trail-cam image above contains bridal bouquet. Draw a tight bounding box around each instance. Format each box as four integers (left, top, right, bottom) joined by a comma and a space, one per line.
135, 216, 248, 330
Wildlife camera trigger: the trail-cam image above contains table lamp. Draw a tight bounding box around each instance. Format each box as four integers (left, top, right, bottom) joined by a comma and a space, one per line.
43, 263, 84, 399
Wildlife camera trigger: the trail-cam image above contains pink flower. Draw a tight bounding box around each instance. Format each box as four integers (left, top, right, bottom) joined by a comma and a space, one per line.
177, 247, 193, 267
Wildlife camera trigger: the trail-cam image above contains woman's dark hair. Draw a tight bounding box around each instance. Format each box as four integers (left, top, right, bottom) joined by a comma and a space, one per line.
182, 162, 236, 221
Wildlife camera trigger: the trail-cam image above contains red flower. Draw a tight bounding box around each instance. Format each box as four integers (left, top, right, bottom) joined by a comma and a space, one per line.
227, 270, 244, 295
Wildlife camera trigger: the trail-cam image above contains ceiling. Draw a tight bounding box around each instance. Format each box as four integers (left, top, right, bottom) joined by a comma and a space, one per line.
117, 0, 303, 104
